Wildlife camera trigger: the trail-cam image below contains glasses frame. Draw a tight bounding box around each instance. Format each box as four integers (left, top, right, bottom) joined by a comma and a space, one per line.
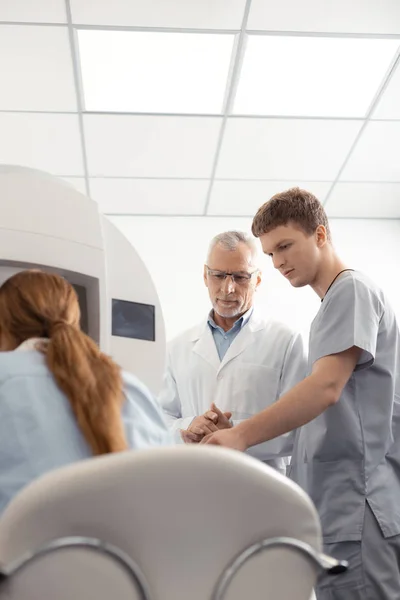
205, 266, 259, 285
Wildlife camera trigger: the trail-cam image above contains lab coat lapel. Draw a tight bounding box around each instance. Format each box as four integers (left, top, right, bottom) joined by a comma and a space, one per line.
219, 311, 265, 371
190, 321, 220, 371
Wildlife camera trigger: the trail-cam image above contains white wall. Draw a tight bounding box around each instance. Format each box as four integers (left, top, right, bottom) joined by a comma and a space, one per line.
110, 216, 400, 343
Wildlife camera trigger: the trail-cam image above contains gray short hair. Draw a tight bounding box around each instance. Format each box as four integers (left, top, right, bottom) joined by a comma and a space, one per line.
206, 231, 260, 266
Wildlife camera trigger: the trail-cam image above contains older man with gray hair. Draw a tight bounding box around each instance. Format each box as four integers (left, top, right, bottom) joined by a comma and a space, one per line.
159, 230, 306, 473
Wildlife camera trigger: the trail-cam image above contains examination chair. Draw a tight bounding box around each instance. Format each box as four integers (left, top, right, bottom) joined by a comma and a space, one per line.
0, 446, 346, 600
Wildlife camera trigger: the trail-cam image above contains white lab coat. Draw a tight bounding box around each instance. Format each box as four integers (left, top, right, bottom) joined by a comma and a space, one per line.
159, 310, 307, 472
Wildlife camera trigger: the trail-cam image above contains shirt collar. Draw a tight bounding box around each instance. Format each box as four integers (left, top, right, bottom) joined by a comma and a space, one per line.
15, 338, 49, 352
208, 306, 253, 332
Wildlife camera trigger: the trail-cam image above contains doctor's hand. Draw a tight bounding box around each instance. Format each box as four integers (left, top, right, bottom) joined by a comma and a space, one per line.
187, 411, 220, 437
180, 429, 203, 444
200, 428, 247, 452
182, 405, 233, 443
210, 403, 233, 430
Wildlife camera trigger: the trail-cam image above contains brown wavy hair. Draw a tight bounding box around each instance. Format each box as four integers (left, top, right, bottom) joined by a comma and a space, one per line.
252, 187, 331, 242
0, 270, 128, 455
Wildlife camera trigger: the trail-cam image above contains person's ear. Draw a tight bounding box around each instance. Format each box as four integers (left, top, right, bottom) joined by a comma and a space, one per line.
316, 225, 328, 248
203, 264, 208, 288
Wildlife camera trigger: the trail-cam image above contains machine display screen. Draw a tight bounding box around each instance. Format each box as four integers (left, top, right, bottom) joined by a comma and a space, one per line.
112, 299, 155, 342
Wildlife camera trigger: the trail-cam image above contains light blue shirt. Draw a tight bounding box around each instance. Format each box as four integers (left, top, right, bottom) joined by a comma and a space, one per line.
0, 349, 172, 515
208, 307, 253, 361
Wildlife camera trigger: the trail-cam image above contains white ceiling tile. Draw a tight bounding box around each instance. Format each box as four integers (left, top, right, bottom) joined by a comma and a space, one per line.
341, 121, 400, 181
0, 0, 66, 23
208, 180, 332, 215
233, 36, 399, 117
0, 113, 84, 176
90, 178, 208, 214
78, 30, 234, 114
372, 61, 400, 119
84, 115, 222, 178
62, 177, 88, 195
70, 0, 246, 29
0, 26, 76, 111
248, 0, 400, 34
326, 183, 400, 218
216, 119, 362, 180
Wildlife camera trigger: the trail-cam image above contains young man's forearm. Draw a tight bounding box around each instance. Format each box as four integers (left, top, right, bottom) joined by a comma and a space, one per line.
236, 375, 337, 449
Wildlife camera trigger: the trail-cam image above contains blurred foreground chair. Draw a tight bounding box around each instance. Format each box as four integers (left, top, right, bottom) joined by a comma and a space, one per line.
0, 446, 346, 600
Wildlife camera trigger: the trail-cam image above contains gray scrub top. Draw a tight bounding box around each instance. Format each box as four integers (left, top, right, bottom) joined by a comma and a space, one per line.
0, 349, 172, 515
290, 270, 400, 543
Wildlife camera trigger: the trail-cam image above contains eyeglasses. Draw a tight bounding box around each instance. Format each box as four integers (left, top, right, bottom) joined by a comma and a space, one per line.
206, 266, 259, 285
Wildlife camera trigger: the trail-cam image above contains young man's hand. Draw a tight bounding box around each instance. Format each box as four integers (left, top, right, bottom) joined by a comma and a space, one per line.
201, 428, 247, 451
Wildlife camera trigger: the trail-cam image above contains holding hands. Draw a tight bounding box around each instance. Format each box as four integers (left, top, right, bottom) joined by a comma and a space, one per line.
180, 403, 232, 444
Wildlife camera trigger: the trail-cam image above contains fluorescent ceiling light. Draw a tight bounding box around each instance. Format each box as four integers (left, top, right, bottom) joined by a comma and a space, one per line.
233, 35, 399, 117
78, 30, 235, 114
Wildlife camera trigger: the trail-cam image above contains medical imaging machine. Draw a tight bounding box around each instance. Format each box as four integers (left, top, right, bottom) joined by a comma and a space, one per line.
0, 165, 165, 395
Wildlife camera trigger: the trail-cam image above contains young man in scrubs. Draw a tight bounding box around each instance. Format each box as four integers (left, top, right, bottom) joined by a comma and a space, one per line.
203, 187, 400, 599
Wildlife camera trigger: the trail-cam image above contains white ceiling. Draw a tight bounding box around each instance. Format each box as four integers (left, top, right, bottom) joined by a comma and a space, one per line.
0, 0, 399, 219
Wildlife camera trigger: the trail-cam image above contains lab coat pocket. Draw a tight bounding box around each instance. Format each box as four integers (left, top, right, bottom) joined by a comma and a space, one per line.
231, 364, 280, 417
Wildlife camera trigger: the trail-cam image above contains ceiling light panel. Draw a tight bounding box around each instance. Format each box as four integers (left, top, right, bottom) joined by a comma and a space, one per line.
78, 30, 235, 114
233, 35, 399, 117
